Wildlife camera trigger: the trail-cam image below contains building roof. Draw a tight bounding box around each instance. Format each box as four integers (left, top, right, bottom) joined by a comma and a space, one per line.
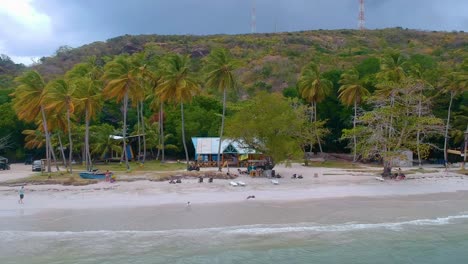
191, 137, 256, 155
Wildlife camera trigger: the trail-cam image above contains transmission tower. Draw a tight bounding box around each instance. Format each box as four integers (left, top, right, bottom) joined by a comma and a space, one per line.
251, 0, 256, 33
358, 0, 365, 30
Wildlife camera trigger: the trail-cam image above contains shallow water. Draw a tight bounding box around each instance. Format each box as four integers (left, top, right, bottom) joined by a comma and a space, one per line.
2, 196, 468, 264
1, 216, 468, 264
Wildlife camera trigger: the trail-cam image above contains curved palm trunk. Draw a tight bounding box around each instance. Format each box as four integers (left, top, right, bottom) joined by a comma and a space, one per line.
217, 88, 227, 171
40, 105, 52, 173
123, 92, 130, 171
313, 102, 323, 154
443, 91, 454, 167
48, 135, 60, 171
353, 99, 357, 162
181, 103, 189, 167
57, 133, 67, 166
160, 102, 165, 163
67, 108, 73, 173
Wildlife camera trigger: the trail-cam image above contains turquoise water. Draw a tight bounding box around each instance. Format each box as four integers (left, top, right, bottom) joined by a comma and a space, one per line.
2, 214, 468, 264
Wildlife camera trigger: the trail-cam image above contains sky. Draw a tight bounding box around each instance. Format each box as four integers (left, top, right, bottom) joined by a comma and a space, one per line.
1, 0, 467, 65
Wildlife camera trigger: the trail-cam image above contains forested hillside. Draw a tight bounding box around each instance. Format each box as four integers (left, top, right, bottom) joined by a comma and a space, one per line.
0, 28, 466, 167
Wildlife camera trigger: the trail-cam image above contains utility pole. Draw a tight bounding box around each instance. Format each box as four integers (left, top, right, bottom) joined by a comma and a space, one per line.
463, 125, 468, 170
359, 0, 365, 30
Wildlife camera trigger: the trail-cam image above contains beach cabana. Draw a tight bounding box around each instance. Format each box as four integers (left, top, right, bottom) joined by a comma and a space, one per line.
191, 137, 258, 167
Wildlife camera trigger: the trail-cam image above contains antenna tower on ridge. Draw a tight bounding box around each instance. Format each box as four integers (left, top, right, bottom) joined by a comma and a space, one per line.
251, 0, 256, 33
358, 0, 365, 30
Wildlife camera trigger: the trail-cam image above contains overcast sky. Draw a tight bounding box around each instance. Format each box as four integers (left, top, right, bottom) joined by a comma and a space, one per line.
1, 0, 467, 65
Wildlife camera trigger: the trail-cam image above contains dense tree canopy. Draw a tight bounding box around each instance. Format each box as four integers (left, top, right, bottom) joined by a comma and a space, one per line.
0, 29, 466, 167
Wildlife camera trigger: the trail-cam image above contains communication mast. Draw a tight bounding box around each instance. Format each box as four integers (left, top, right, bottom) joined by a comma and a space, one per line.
358, 0, 365, 30
251, 0, 256, 33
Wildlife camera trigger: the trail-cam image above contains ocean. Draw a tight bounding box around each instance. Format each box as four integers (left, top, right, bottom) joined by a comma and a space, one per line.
1, 197, 468, 264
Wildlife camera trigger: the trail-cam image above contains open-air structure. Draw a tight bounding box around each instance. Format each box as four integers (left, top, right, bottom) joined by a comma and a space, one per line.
191, 137, 263, 167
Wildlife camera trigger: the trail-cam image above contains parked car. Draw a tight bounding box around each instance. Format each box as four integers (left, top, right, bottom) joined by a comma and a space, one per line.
0, 156, 10, 170
32, 160, 44, 172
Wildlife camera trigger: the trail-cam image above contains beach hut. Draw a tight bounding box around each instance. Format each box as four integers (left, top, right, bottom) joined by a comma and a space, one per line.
191, 137, 258, 167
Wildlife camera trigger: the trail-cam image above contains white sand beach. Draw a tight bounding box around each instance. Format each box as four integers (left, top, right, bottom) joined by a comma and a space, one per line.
0, 163, 467, 213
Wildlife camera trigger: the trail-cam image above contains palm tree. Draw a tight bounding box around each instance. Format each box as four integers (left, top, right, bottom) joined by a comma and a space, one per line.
338, 68, 370, 162
376, 51, 407, 139
43, 78, 77, 172
102, 55, 139, 171
144, 55, 165, 162
298, 63, 332, 153
440, 70, 467, 167
156, 54, 200, 167
204, 48, 240, 171
67, 60, 103, 171
90, 124, 122, 162
12, 71, 53, 172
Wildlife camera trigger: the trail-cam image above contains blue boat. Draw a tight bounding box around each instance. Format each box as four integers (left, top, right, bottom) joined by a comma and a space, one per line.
79, 171, 109, 180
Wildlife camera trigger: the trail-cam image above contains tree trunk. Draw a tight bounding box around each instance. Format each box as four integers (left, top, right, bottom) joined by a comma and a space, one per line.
85, 108, 91, 171
57, 133, 67, 167
217, 88, 227, 171
181, 103, 189, 167
123, 91, 130, 171
443, 91, 454, 168
141, 101, 146, 163
416, 92, 422, 169
353, 99, 357, 162
160, 102, 165, 163
314, 102, 323, 154
48, 135, 59, 171
136, 102, 141, 162
40, 105, 52, 173
67, 108, 73, 173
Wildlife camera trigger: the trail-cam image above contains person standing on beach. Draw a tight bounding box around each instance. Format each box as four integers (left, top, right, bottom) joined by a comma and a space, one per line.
18, 186, 25, 204
105, 170, 111, 182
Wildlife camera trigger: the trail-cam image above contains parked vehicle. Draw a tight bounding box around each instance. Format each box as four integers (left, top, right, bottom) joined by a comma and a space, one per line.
32, 160, 44, 172
0, 156, 10, 170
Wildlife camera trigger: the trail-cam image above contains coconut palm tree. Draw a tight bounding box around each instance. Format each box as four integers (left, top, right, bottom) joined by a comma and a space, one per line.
338, 68, 370, 162
298, 63, 332, 153
43, 78, 78, 172
12, 70, 53, 172
376, 51, 407, 139
67, 61, 103, 171
102, 55, 139, 171
156, 54, 200, 167
440, 70, 467, 167
90, 124, 122, 162
204, 48, 240, 171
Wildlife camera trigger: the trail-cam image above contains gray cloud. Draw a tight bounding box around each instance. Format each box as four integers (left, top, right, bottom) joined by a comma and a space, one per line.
0, 0, 467, 64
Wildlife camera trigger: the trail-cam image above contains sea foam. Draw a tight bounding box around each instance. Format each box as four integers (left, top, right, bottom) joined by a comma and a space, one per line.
1, 214, 467, 239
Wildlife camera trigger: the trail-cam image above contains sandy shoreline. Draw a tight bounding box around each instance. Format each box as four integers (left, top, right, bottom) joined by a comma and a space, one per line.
0, 163, 467, 213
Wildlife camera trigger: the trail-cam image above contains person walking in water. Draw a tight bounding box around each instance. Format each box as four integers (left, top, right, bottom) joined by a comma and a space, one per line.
18, 186, 25, 204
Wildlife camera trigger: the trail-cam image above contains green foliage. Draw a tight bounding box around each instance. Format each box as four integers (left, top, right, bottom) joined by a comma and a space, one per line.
225, 92, 302, 162
2, 29, 467, 162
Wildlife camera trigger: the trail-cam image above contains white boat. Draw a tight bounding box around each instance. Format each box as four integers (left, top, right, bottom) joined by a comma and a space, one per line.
230, 181, 239, 187
237, 181, 246, 187
271, 179, 279, 185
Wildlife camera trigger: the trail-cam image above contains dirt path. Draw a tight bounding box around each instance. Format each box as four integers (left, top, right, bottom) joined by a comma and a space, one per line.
0, 163, 35, 183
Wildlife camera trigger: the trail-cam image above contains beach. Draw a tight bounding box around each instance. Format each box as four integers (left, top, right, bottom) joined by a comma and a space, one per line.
1, 163, 468, 263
